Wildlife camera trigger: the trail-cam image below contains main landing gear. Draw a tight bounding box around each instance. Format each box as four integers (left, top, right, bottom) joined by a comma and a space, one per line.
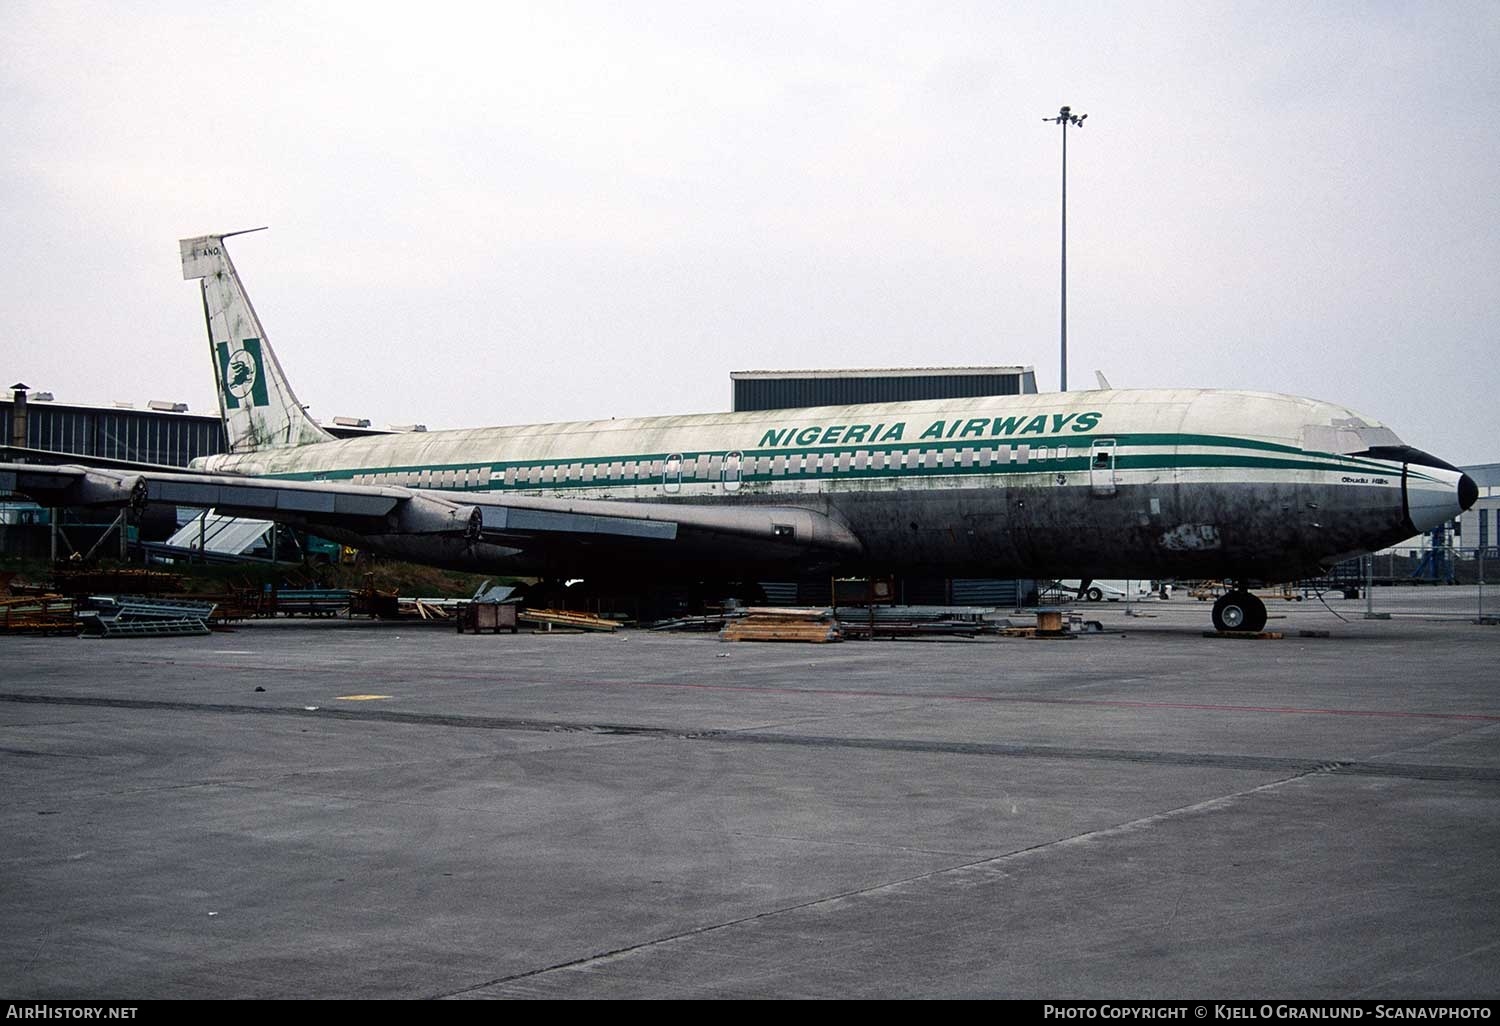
1211, 588, 1267, 633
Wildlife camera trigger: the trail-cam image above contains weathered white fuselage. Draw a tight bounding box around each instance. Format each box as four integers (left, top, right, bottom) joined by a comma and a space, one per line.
193, 387, 1468, 582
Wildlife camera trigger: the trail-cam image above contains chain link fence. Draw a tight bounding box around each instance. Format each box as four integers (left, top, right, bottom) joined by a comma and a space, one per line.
1317, 546, 1494, 622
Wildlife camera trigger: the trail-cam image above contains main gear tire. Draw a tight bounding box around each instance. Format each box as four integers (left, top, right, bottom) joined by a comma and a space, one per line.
1212, 591, 1267, 633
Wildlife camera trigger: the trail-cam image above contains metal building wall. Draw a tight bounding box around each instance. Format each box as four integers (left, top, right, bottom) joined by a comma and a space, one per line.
0, 400, 226, 467
732, 372, 1034, 412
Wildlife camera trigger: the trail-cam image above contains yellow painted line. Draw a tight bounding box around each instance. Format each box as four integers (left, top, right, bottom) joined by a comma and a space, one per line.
335, 694, 392, 701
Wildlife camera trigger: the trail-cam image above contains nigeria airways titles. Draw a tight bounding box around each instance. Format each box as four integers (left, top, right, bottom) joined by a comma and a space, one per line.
756, 411, 1104, 449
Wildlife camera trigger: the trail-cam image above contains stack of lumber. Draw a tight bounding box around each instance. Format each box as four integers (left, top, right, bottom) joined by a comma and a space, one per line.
51, 568, 184, 597
519, 609, 620, 633
0, 595, 77, 635
1189, 581, 1228, 601
721, 607, 841, 644
189, 593, 256, 623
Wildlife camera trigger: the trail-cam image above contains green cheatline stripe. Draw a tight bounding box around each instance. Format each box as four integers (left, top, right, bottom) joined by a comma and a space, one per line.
279, 454, 1403, 487
273, 450, 1414, 493
271, 431, 1408, 484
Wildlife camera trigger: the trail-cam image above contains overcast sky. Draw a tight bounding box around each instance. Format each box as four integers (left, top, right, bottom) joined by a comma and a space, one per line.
2, 2, 1497, 463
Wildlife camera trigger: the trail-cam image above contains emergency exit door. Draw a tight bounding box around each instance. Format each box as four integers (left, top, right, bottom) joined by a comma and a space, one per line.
1090, 439, 1117, 497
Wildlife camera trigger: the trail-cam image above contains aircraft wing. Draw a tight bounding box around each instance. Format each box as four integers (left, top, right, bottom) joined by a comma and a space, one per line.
0, 463, 863, 570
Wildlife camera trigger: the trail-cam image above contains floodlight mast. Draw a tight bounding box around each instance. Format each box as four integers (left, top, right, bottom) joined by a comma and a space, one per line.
1043, 105, 1086, 392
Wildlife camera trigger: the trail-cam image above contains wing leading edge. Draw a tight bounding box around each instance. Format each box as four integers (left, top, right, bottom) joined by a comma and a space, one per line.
0, 463, 863, 573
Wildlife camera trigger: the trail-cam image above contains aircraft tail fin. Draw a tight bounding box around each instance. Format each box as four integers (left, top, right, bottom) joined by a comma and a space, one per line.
180, 231, 333, 453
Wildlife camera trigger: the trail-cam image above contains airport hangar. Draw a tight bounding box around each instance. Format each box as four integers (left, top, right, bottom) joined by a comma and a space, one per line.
1455, 462, 1500, 558
3, 367, 1056, 604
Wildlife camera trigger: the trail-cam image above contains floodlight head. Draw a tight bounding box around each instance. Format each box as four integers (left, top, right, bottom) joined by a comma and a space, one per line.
1044, 105, 1087, 127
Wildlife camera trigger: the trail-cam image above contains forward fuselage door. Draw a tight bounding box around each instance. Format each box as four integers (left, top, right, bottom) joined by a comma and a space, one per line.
722, 450, 743, 492
1090, 439, 1118, 497
664, 453, 683, 494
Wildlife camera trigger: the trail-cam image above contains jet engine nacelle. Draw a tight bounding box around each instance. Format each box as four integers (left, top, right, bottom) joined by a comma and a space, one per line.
390, 493, 481, 542
0, 466, 144, 510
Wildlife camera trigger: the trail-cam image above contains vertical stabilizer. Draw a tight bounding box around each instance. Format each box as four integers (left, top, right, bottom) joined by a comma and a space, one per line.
180, 231, 333, 453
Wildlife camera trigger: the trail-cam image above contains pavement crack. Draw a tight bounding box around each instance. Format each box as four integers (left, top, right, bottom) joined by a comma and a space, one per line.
433, 767, 1335, 998
426, 858, 983, 1000
1351, 938, 1500, 996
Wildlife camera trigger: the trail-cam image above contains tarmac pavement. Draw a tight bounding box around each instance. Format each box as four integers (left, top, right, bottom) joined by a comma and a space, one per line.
2, 597, 1496, 998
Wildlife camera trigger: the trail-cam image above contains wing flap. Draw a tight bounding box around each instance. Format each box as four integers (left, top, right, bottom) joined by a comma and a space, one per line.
471, 493, 861, 554
479, 506, 678, 541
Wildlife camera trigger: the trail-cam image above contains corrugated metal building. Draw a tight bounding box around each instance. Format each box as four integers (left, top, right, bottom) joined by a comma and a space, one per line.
731, 366, 1037, 412
2, 394, 226, 467
1457, 463, 1499, 557
1, 387, 391, 556
2, 390, 392, 468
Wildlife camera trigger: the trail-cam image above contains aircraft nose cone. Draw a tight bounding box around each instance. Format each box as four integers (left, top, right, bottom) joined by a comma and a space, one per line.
1459, 473, 1478, 513
1405, 464, 1472, 535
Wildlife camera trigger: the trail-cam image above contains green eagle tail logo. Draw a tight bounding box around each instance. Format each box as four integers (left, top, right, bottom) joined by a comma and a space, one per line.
216, 339, 270, 409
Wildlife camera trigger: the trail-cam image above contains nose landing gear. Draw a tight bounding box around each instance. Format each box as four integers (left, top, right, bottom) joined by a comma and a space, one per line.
1212, 588, 1268, 633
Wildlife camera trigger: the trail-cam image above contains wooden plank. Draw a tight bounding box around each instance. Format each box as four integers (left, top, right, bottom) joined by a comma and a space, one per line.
519, 610, 619, 632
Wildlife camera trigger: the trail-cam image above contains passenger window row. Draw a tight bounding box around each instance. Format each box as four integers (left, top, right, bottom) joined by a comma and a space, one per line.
348, 444, 1074, 490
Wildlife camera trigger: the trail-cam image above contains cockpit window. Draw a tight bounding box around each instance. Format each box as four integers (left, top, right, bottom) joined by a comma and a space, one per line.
1301, 421, 1402, 455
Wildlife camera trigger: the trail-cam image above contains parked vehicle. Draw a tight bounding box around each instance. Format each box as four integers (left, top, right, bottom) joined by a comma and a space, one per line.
1040, 579, 1156, 603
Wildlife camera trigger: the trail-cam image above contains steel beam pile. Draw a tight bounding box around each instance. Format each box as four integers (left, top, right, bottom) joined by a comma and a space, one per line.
78, 596, 217, 638
835, 605, 1005, 639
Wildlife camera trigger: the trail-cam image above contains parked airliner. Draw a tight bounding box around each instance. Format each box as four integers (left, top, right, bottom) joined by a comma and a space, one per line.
0, 232, 1476, 632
